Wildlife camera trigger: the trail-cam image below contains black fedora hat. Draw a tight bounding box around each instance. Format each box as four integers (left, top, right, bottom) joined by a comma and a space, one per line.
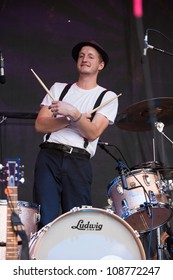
72, 40, 109, 68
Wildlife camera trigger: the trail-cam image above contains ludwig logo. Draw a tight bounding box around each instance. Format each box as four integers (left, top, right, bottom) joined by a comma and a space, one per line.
71, 219, 103, 231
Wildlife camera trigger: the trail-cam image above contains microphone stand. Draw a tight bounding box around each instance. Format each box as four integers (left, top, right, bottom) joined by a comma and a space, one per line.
147, 44, 173, 57
98, 143, 128, 190
147, 43, 173, 57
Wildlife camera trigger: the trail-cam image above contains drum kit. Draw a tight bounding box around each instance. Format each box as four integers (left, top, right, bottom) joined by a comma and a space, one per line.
1, 97, 173, 260
107, 97, 173, 259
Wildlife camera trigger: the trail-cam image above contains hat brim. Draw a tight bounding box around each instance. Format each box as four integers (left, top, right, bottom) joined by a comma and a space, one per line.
72, 41, 109, 68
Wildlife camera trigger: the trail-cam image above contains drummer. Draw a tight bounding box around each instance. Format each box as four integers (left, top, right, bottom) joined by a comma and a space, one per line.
33, 40, 118, 228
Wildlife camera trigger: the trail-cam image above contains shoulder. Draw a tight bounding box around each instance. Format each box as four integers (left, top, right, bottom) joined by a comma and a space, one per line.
97, 86, 117, 100
50, 82, 68, 92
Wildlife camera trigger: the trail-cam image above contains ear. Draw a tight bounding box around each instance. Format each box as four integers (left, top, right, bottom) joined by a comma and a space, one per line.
98, 61, 105, 71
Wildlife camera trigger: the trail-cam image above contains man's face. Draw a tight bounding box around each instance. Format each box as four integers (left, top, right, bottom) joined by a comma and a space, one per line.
77, 46, 104, 75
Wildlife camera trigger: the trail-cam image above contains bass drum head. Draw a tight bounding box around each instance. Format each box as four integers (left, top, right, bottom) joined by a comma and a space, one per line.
29, 207, 146, 260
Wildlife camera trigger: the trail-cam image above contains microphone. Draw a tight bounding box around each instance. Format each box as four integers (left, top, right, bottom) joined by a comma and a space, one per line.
0, 51, 6, 84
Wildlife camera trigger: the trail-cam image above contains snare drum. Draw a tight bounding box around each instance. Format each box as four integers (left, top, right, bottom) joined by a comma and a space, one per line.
107, 169, 172, 233
29, 206, 146, 260
0, 200, 40, 260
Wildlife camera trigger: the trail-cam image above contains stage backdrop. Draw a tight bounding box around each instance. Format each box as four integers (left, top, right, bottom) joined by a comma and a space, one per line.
1, 0, 173, 213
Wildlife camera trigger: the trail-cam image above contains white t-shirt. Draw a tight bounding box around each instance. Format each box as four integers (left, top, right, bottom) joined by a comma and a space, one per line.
41, 82, 118, 157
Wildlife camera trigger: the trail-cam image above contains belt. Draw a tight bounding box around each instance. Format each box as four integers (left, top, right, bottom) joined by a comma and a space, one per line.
40, 142, 90, 159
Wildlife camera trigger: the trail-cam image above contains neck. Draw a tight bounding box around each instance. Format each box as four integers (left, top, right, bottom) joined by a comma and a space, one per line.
76, 75, 98, 90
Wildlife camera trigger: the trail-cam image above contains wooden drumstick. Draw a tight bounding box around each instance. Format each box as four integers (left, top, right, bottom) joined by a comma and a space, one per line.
31, 68, 122, 117
88, 93, 122, 114
31, 68, 55, 101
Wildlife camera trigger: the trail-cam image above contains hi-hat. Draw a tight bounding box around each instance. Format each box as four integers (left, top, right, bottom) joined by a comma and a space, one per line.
115, 97, 173, 131
131, 161, 173, 179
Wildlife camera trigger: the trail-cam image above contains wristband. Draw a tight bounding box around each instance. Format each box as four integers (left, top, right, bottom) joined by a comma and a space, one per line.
66, 113, 82, 123
72, 113, 82, 123
72, 113, 82, 122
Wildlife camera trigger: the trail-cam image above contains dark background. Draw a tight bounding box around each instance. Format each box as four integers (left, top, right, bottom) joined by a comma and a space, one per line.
1, 0, 173, 215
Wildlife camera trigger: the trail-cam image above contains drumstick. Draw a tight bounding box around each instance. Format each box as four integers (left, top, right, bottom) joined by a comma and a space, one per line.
31, 68, 55, 101
31, 68, 122, 116
88, 93, 122, 114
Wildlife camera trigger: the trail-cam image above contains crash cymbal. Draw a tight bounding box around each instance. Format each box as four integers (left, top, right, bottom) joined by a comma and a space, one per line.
115, 97, 173, 131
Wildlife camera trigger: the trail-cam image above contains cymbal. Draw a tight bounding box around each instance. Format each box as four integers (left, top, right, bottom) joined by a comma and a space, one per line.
131, 161, 173, 179
115, 97, 173, 131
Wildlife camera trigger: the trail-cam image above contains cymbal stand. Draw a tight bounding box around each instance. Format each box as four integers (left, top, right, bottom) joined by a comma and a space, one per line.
156, 227, 162, 260
155, 122, 173, 146
157, 226, 173, 259
154, 122, 173, 259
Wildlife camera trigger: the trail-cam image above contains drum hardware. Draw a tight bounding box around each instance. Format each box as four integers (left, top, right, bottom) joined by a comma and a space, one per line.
156, 227, 164, 260
155, 121, 173, 146
35, 210, 41, 225
154, 222, 173, 260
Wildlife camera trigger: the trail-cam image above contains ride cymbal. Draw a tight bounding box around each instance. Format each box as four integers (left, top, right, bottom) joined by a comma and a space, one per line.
115, 97, 173, 131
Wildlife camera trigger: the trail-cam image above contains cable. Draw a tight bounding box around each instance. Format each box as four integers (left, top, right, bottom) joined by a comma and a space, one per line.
146, 28, 173, 45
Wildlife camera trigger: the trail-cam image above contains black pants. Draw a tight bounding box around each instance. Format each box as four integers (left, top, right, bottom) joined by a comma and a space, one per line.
33, 147, 92, 228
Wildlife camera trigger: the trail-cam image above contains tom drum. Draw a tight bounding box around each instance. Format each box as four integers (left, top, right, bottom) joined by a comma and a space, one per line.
0, 200, 40, 260
107, 169, 172, 233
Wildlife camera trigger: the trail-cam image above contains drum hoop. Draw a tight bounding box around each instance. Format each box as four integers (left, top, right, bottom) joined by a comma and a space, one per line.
129, 168, 158, 174
18, 201, 39, 209
0, 199, 39, 209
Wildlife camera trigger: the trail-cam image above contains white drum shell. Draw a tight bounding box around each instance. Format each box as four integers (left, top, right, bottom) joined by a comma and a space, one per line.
108, 169, 172, 233
29, 207, 146, 260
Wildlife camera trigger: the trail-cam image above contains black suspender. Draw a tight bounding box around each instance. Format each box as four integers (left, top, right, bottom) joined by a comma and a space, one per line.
59, 83, 73, 101
84, 89, 108, 148
90, 89, 108, 121
45, 84, 72, 141
45, 84, 109, 148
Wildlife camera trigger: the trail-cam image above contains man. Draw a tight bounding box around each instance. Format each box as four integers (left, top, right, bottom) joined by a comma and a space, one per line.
33, 40, 118, 228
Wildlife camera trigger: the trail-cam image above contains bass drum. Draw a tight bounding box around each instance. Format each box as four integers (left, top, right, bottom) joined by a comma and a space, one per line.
29, 207, 146, 260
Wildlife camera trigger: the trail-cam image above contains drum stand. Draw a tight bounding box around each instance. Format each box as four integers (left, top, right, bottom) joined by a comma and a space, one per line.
154, 126, 173, 259
156, 227, 163, 260
156, 222, 173, 260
